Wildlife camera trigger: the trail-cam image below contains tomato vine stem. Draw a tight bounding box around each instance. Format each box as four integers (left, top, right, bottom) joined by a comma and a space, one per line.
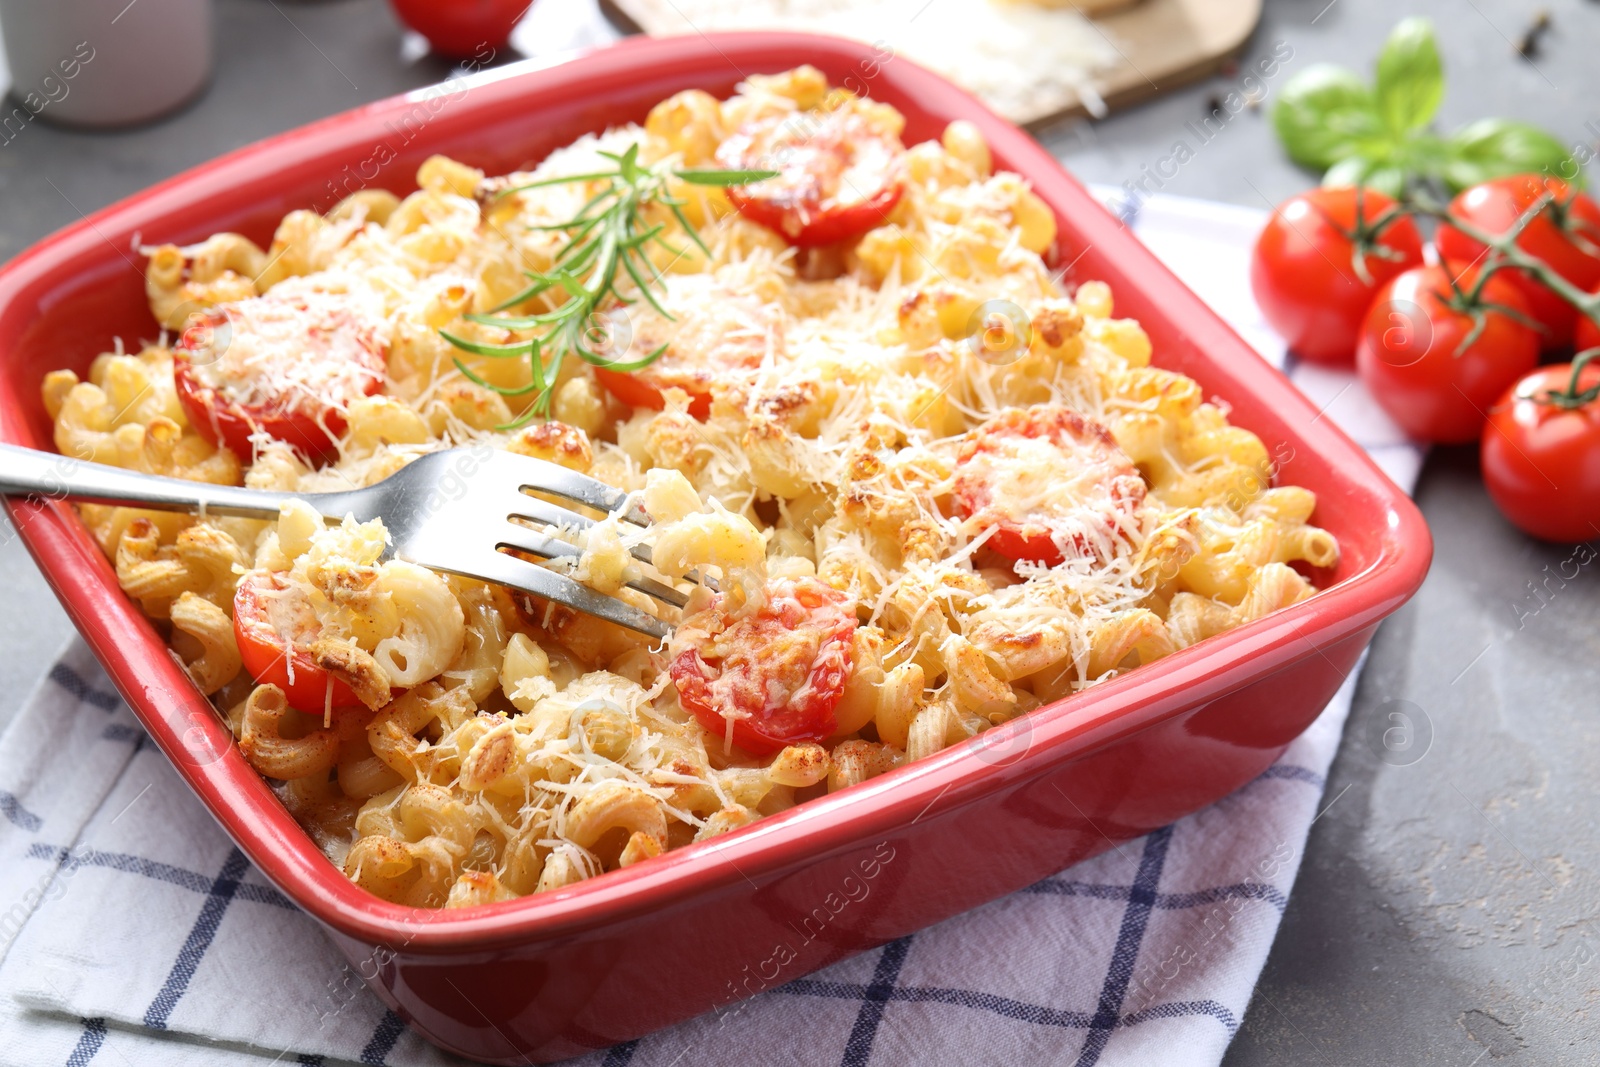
1332, 186, 1415, 288
1404, 190, 1600, 366
1540, 346, 1600, 409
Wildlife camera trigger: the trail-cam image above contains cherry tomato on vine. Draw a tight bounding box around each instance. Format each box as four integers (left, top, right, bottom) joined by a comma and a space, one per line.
388, 0, 530, 59
716, 108, 904, 247
670, 577, 856, 755
1481, 358, 1600, 542
1355, 263, 1539, 444
1250, 186, 1425, 365
1435, 175, 1600, 354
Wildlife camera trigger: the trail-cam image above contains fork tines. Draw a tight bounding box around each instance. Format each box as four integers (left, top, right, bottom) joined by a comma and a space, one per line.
404, 451, 686, 640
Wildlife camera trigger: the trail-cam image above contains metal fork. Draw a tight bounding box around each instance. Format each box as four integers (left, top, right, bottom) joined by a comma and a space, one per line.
0, 443, 681, 639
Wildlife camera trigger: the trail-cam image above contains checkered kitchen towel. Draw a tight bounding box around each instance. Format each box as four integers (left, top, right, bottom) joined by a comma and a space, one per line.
0, 191, 1423, 1067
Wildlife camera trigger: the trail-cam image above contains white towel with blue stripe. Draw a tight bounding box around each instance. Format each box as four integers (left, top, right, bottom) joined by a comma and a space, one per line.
0, 191, 1423, 1067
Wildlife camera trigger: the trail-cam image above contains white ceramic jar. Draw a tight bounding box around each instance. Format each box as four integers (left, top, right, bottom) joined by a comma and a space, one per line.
0, 0, 212, 128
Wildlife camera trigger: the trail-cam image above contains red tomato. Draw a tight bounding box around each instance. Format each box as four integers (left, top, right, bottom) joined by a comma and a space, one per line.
1250, 186, 1426, 365
387, 0, 530, 59
1435, 175, 1600, 353
953, 405, 1146, 566
1356, 264, 1540, 444
592, 365, 704, 418
1482, 361, 1600, 542
716, 108, 904, 247
174, 291, 386, 462
590, 290, 776, 419
233, 571, 370, 716
670, 577, 857, 755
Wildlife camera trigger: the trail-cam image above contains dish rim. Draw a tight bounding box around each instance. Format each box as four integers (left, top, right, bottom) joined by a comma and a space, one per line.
0, 30, 1432, 953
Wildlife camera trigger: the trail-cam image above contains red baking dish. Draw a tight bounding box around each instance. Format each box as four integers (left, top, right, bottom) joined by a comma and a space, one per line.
0, 32, 1431, 1063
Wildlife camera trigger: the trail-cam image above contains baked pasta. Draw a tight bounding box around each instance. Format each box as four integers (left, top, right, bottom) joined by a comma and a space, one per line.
42, 68, 1338, 909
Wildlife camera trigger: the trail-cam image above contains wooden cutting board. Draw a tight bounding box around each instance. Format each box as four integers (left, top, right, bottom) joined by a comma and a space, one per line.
598, 0, 1263, 128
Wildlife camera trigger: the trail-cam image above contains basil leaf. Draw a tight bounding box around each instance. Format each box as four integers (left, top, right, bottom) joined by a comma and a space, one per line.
1321, 156, 1408, 198
1274, 65, 1390, 170
1443, 119, 1581, 191
1390, 131, 1451, 183
1374, 18, 1444, 134
1321, 155, 1375, 188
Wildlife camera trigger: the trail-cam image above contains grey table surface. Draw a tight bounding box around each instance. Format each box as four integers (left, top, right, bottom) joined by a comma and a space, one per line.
1, 0, 1596, 1063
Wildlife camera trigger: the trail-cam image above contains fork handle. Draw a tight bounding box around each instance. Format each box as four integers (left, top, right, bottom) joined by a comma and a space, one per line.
0, 443, 363, 522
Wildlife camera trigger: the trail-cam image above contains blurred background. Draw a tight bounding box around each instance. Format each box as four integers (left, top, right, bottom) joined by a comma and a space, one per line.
1, 1, 1596, 1062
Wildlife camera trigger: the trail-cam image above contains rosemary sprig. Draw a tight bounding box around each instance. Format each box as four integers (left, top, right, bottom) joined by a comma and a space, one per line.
442, 144, 775, 428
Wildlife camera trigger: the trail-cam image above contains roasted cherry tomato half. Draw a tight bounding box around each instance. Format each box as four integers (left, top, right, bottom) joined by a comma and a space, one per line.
670, 577, 857, 755
388, 0, 529, 59
1435, 175, 1600, 354
1481, 360, 1600, 543
590, 291, 776, 420
173, 291, 386, 462
233, 571, 370, 716
953, 405, 1147, 566
592, 365, 701, 418
1250, 186, 1426, 365
1356, 263, 1540, 445
716, 108, 904, 247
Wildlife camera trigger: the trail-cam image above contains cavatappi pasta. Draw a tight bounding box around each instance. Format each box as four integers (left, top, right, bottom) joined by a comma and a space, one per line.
43, 68, 1338, 908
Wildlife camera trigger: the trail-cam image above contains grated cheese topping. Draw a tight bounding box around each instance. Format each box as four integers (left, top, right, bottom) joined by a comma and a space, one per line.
183, 286, 386, 417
